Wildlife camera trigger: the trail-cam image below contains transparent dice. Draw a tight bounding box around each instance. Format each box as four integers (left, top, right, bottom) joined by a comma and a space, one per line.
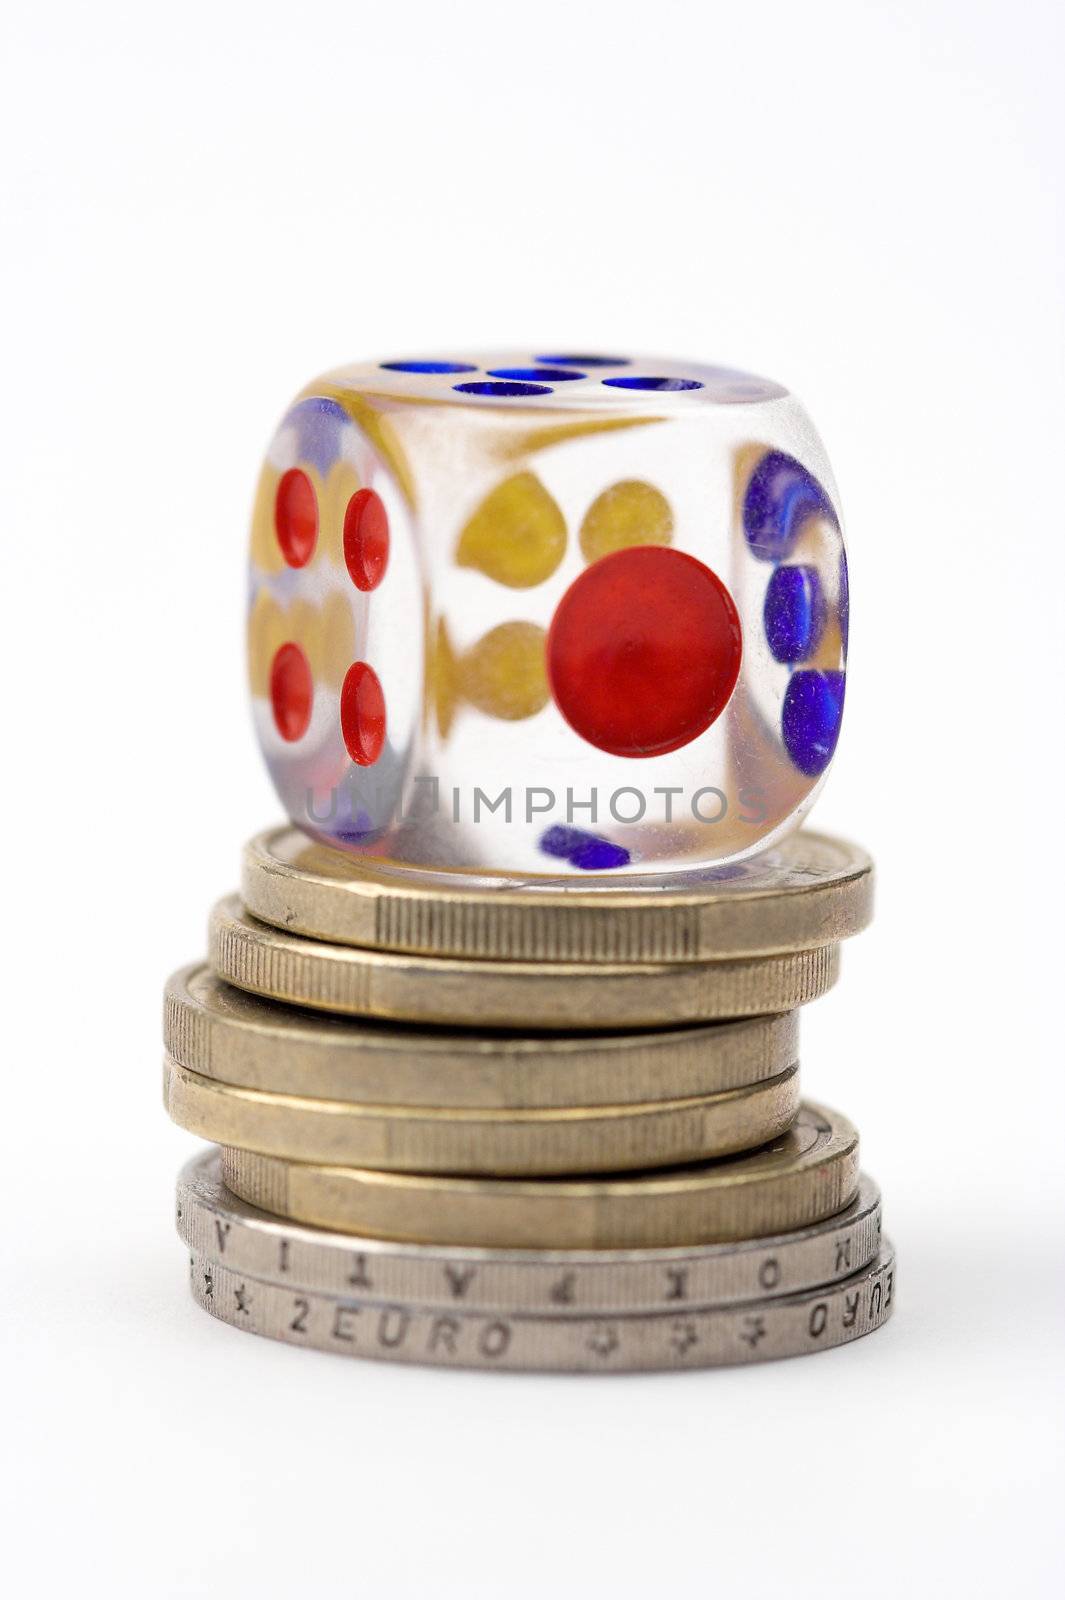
247, 352, 848, 880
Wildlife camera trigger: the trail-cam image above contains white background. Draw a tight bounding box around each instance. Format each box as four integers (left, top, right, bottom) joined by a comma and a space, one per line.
2, 1, 1063, 1594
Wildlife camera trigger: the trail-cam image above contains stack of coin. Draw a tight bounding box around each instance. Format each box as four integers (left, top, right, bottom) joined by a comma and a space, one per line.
165, 825, 895, 1371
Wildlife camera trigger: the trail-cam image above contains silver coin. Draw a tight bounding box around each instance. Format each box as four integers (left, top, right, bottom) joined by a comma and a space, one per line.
177, 1150, 882, 1314
185, 1244, 896, 1372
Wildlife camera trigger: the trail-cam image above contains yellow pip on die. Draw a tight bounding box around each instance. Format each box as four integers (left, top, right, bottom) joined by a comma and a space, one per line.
247, 352, 848, 879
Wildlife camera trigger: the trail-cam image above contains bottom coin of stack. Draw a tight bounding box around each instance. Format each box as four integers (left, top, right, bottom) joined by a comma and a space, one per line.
164, 827, 894, 1372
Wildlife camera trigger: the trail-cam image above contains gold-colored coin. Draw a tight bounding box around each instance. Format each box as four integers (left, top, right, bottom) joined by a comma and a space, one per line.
209, 898, 839, 1029
164, 1058, 800, 1176
241, 826, 872, 961
165, 966, 799, 1109
220, 1101, 858, 1248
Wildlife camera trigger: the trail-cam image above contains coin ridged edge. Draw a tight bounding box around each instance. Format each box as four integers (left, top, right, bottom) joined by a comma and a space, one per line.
208, 898, 840, 1027
242, 826, 874, 963
164, 1058, 801, 1175
218, 1102, 860, 1248
163, 964, 801, 1108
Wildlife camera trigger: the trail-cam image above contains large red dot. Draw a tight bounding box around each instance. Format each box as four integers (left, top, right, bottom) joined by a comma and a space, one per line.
340, 661, 386, 765
344, 488, 390, 591
546, 547, 743, 758
274, 468, 318, 567
269, 642, 314, 741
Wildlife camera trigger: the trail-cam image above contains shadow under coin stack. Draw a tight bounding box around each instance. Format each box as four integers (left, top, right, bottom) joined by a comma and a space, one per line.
165, 349, 895, 1371
164, 825, 894, 1372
